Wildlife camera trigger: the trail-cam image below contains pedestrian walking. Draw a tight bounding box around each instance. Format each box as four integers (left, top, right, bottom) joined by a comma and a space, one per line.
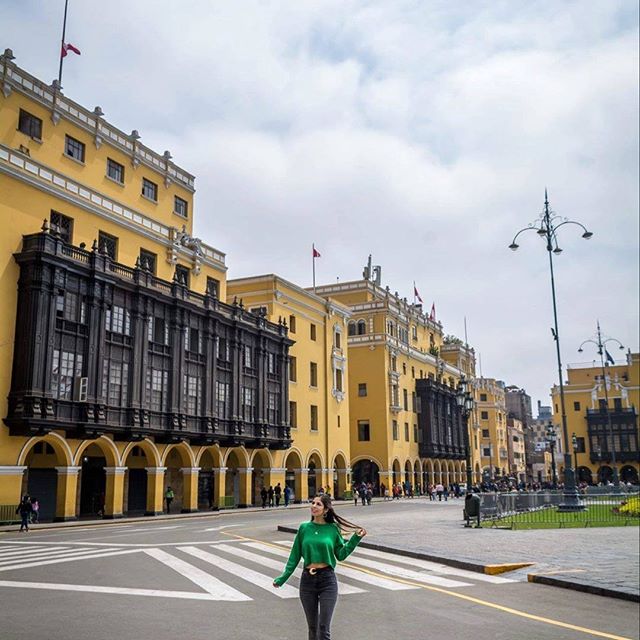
16, 495, 32, 532
260, 486, 268, 509
165, 486, 175, 513
284, 485, 292, 507
436, 482, 444, 501
30, 497, 39, 524
353, 485, 359, 506
273, 494, 366, 640
275, 483, 282, 507
268, 485, 275, 508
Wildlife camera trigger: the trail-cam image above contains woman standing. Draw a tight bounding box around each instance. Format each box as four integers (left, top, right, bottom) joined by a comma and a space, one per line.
273, 493, 366, 640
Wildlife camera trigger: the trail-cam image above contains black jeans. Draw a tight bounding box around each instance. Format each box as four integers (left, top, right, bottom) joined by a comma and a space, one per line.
299, 567, 338, 640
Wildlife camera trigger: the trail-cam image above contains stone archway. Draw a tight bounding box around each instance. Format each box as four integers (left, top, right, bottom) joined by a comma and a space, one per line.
307, 451, 323, 498
351, 459, 380, 494
251, 449, 273, 506
577, 466, 593, 485
392, 459, 401, 485
196, 446, 223, 510
284, 449, 304, 502
620, 465, 638, 484
598, 465, 613, 484
162, 443, 196, 513
332, 452, 348, 499
225, 448, 251, 507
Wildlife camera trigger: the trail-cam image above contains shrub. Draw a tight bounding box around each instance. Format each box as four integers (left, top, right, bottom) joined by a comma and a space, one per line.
618, 496, 640, 518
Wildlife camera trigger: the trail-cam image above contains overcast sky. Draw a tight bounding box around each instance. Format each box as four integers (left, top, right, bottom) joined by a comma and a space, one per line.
2, 0, 638, 411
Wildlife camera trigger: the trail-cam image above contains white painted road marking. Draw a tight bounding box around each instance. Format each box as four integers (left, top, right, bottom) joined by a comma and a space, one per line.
216, 543, 365, 595
0, 548, 142, 572
178, 546, 299, 599
243, 542, 417, 591
0, 547, 97, 566
144, 548, 250, 601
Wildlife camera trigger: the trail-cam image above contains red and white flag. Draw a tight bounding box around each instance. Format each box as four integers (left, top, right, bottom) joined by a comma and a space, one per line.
312, 245, 321, 258
413, 284, 423, 304
429, 302, 436, 321
61, 42, 81, 58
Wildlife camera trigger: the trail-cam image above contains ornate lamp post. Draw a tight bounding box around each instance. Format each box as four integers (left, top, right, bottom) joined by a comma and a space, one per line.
509, 191, 592, 510
578, 321, 625, 488
571, 432, 579, 481
545, 422, 558, 489
456, 375, 475, 491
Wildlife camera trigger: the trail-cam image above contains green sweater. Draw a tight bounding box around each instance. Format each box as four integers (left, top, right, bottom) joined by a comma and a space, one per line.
273, 521, 363, 586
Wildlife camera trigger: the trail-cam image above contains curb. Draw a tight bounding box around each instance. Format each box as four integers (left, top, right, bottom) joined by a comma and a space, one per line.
527, 573, 640, 603
277, 524, 508, 575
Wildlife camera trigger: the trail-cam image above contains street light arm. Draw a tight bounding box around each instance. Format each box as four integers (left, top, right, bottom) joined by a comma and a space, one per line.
553, 220, 594, 238
578, 339, 599, 353
601, 337, 625, 350
508, 225, 541, 249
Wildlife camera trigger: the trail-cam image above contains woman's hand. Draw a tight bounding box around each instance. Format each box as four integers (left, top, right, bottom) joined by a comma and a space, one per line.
357, 528, 367, 537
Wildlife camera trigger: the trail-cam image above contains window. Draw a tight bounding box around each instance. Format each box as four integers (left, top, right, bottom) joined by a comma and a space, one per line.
267, 352, 276, 375
185, 327, 201, 354
50, 211, 73, 243
402, 362, 407, 375
335, 330, 341, 349
412, 392, 417, 412
146, 368, 169, 412
216, 381, 229, 418
51, 349, 83, 400
102, 360, 129, 406
98, 231, 118, 260
358, 383, 367, 397
480, 393, 487, 402
358, 420, 370, 441
242, 387, 255, 421
142, 177, 158, 201
139, 249, 157, 274
216, 338, 230, 362
392, 420, 399, 441
482, 429, 490, 438
357, 320, 366, 335
310, 405, 318, 431
574, 437, 586, 453
614, 398, 623, 411
573, 401, 581, 411
243, 345, 253, 369
403, 389, 408, 410
289, 401, 297, 428
481, 411, 489, 420
348, 322, 356, 336
65, 135, 85, 162
267, 392, 278, 423
18, 109, 42, 139
482, 447, 491, 457
107, 158, 124, 183
391, 356, 397, 372
289, 356, 297, 382
150, 317, 169, 345
56, 290, 85, 324
310, 362, 318, 387
404, 422, 409, 441
174, 196, 188, 218
184, 375, 202, 414
411, 366, 415, 379
289, 315, 296, 333
175, 264, 190, 287
310, 324, 317, 341
414, 424, 418, 442
335, 369, 343, 392
206, 277, 219, 298
105, 305, 130, 335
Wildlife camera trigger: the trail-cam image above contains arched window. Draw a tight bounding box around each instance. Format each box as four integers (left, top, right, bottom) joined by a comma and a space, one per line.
348, 321, 356, 336
357, 320, 366, 335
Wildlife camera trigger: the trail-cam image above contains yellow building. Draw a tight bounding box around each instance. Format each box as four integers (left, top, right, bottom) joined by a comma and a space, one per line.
475, 378, 508, 480
227, 275, 352, 500
551, 352, 639, 485
314, 260, 476, 493
0, 51, 293, 520
506, 417, 527, 481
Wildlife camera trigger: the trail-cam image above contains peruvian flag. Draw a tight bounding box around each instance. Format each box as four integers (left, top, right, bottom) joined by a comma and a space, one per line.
61, 42, 81, 58
312, 245, 321, 258
429, 302, 436, 321
413, 284, 423, 304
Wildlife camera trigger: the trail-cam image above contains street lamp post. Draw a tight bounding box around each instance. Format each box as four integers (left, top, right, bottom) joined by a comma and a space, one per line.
571, 432, 579, 481
456, 375, 475, 492
546, 422, 558, 489
578, 322, 625, 489
509, 191, 592, 510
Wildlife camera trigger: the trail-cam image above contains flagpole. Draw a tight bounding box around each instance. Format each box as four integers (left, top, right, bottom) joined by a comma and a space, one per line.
58, 0, 69, 85
312, 244, 316, 292
412, 281, 416, 305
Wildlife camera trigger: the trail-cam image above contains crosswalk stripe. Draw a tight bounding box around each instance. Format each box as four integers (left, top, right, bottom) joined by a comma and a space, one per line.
243, 542, 416, 591
144, 548, 250, 601
178, 546, 299, 599
0, 546, 32, 553
0, 579, 221, 600
0, 548, 142, 572
0, 546, 51, 556
0, 548, 96, 566
216, 544, 364, 595
354, 548, 515, 584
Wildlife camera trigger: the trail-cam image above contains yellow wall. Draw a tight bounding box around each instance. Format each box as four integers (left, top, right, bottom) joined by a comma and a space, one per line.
475, 378, 508, 477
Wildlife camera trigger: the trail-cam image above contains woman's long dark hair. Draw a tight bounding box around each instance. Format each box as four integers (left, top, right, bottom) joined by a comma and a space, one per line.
312, 493, 361, 533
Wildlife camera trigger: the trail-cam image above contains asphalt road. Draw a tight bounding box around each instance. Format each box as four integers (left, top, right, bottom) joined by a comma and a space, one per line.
0, 501, 638, 640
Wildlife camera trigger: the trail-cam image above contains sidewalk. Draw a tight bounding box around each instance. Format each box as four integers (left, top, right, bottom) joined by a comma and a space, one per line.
2, 498, 637, 601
